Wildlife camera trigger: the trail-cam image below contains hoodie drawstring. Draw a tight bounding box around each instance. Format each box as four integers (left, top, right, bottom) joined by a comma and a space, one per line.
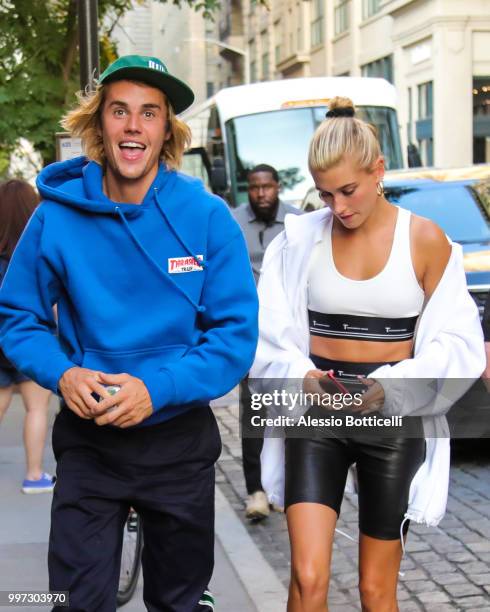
153, 189, 208, 271
115, 207, 206, 313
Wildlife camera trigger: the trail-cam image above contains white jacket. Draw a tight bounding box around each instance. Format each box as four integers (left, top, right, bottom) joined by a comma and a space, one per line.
250, 208, 485, 527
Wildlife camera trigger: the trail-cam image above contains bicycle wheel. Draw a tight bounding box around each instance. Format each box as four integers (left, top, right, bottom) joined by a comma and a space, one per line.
117, 510, 143, 606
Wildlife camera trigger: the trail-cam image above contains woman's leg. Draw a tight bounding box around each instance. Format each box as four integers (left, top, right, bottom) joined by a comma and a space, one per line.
19, 381, 51, 480
287, 502, 337, 612
358, 534, 402, 612
284, 432, 352, 612
0, 385, 14, 422
355, 436, 425, 612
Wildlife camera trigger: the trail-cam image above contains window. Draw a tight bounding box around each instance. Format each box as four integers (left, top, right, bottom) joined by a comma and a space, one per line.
274, 21, 282, 64
182, 150, 211, 189
226, 104, 403, 205
262, 53, 270, 80
275, 43, 282, 64
361, 54, 393, 84
363, 0, 381, 19
407, 86, 413, 142
250, 41, 257, 83
261, 30, 269, 79
418, 81, 433, 119
206, 82, 214, 98
250, 60, 257, 82
335, 0, 349, 36
311, 0, 324, 47
472, 77, 490, 163
416, 81, 434, 165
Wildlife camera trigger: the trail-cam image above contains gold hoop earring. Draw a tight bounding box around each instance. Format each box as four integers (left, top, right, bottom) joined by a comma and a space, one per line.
376, 181, 384, 197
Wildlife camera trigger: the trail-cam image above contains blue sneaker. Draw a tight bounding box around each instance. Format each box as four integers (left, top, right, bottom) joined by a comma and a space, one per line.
21, 472, 55, 494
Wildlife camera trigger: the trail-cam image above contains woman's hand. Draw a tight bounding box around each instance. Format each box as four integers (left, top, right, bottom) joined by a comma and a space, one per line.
303, 369, 347, 410
303, 369, 328, 398
351, 378, 385, 414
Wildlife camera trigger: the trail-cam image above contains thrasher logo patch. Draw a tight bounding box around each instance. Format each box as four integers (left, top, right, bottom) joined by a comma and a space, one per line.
168, 255, 204, 273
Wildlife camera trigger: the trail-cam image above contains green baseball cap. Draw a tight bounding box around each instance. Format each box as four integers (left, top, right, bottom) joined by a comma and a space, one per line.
98, 55, 195, 114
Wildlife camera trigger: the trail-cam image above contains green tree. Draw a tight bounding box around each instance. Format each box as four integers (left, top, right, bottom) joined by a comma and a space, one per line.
0, 0, 260, 170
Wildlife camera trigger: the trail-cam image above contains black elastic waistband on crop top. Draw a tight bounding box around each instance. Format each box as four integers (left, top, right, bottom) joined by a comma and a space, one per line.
308, 310, 419, 342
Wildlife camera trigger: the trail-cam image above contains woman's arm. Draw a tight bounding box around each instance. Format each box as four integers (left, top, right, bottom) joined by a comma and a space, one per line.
250, 232, 316, 382
368, 240, 485, 417
411, 215, 452, 300
481, 292, 490, 391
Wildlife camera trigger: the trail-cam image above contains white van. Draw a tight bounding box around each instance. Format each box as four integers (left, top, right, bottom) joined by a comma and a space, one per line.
181, 76, 403, 206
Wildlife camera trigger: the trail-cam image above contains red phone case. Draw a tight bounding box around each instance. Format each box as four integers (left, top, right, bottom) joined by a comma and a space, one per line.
325, 370, 350, 394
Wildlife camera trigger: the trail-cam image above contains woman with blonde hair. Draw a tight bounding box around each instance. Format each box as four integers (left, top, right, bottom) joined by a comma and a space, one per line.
251, 97, 484, 610
0, 179, 53, 493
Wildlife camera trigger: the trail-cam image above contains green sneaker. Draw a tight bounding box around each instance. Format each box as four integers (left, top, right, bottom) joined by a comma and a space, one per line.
198, 589, 215, 610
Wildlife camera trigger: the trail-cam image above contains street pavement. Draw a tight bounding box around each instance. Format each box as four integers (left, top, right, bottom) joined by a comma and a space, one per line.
1, 390, 489, 611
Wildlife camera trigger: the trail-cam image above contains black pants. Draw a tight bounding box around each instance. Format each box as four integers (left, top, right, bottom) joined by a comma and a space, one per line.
49, 406, 221, 612
240, 378, 264, 494
285, 356, 426, 540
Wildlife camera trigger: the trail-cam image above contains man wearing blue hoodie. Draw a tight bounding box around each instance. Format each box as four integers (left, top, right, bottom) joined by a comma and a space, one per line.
0, 55, 258, 612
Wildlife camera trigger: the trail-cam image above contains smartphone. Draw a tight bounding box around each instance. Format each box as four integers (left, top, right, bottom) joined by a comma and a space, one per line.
319, 370, 350, 394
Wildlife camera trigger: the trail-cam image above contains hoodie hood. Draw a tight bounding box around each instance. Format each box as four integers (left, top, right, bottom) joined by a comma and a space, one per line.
36, 155, 173, 218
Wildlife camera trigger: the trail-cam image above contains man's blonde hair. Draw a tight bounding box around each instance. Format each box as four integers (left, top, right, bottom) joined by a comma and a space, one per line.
61, 82, 192, 169
308, 97, 381, 172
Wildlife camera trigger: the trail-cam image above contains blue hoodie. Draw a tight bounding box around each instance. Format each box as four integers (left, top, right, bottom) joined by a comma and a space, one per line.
0, 157, 258, 426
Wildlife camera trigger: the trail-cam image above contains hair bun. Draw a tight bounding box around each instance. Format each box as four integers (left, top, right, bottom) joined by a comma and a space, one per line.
326, 107, 355, 118
325, 96, 355, 119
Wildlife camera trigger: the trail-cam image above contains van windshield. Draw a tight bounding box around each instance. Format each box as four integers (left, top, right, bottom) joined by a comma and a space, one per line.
226, 105, 402, 206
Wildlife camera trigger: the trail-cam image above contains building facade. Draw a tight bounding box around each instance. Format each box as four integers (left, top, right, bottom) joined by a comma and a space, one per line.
238, 0, 490, 168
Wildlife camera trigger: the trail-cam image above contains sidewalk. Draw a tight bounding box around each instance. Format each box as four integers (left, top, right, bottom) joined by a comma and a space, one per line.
0, 395, 281, 611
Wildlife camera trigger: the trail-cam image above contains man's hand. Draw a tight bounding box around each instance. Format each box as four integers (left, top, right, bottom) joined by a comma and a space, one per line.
59, 367, 109, 419
92, 372, 153, 428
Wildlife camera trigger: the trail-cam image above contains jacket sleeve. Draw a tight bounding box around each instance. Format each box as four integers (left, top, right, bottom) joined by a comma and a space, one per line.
483, 291, 490, 342
142, 207, 259, 410
250, 233, 316, 381
369, 246, 485, 417
0, 212, 76, 392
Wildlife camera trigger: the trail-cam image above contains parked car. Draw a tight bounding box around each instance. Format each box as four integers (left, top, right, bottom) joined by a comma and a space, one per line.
300, 166, 490, 317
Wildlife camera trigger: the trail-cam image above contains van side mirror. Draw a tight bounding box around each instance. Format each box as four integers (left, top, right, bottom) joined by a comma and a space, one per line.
210, 157, 227, 193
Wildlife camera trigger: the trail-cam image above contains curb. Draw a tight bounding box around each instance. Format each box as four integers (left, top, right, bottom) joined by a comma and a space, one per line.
215, 485, 288, 612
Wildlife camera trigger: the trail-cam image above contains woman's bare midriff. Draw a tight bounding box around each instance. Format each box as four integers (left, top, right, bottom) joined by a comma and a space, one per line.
310, 335, 413, 364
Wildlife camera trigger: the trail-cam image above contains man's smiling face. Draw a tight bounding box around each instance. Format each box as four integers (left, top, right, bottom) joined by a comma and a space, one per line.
100, 80, 170, 186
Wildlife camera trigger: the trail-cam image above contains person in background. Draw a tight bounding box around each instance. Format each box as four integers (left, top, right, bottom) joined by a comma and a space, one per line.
233, 164, 302, 520
0, 179, 53, 494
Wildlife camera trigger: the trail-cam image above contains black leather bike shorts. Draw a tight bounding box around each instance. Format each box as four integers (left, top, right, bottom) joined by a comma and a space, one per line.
284, 356, 426, 540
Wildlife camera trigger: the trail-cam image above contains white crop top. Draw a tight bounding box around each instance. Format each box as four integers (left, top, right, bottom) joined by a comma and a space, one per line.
307, 207, 425, 342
